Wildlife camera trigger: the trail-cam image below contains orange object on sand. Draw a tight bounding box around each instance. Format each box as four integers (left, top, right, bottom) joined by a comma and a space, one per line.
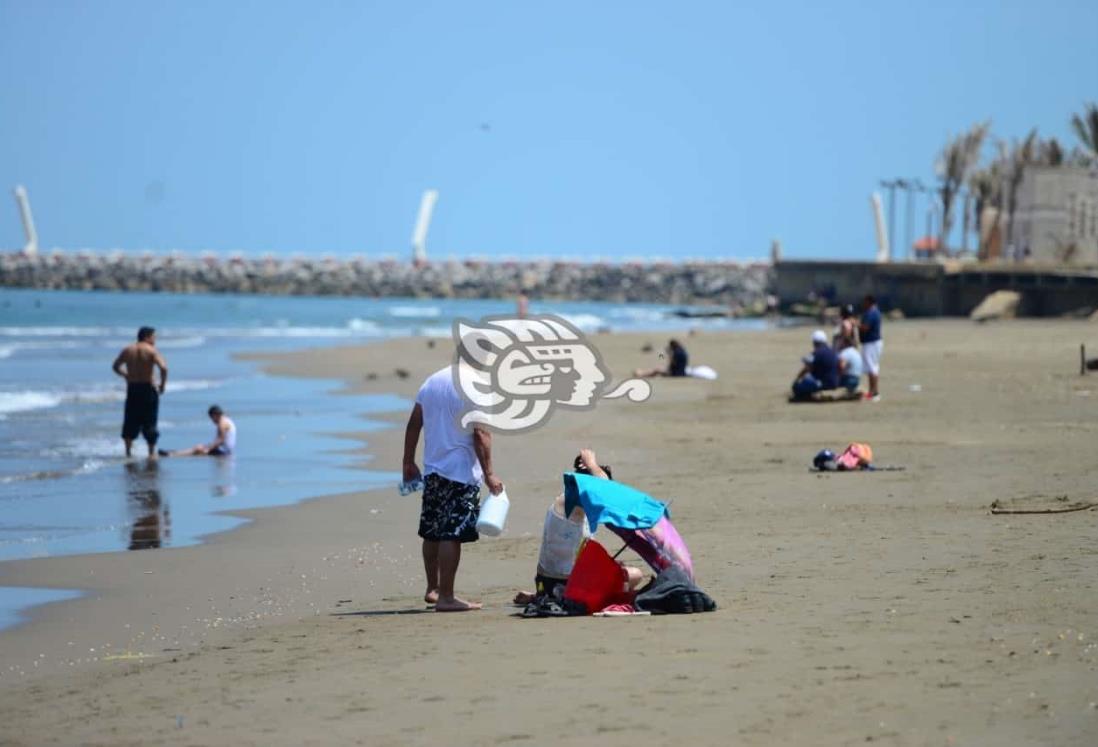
563, 540, 629, 614
836, 442, 873, 470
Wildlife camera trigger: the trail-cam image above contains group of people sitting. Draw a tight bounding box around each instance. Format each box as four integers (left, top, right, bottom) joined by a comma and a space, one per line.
791, 295, 881, 402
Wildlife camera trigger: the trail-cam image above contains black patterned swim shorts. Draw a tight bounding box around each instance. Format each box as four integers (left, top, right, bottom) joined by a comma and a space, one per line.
418, 473, 481, 543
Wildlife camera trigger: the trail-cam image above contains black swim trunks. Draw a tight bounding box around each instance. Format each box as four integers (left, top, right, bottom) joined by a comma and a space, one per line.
122, 382, 159, 444
418, 473, 480, 543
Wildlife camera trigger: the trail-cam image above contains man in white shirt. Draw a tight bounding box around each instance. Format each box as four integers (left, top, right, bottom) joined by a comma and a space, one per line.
402, 366, 504, 612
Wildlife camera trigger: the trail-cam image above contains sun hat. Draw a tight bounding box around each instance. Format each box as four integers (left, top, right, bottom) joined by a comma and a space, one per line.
811, 329, 828, 344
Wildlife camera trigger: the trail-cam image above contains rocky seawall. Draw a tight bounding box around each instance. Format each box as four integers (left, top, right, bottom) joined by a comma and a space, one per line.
0, 252, 772, 307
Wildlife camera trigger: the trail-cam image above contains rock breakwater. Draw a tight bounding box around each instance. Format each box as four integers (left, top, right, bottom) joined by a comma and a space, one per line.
0, 251, 771, 307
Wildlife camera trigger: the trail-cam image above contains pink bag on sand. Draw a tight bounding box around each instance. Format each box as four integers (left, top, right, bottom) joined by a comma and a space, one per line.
836, 442, 873, 470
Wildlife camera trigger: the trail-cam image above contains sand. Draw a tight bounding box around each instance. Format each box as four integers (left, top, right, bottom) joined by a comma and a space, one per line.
1, 319, 1096, 745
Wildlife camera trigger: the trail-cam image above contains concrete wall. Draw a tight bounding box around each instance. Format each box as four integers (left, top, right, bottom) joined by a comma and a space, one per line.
773, 261, 946, 315
1014, 166, 1098, 264
775, 260, 1098, 317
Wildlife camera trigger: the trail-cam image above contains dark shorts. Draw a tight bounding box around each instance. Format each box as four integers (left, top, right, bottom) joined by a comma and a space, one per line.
122, 383, 159, 444
418, 473, 480, 543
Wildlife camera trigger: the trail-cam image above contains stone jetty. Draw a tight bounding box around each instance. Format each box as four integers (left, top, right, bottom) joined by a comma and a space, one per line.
0, 251, 771, 308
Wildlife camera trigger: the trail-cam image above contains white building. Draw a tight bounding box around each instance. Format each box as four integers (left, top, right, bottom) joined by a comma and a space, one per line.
1012, 165, 1098, 264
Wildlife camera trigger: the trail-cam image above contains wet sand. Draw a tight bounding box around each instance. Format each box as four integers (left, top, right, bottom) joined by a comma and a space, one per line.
1, 320, 1096, 745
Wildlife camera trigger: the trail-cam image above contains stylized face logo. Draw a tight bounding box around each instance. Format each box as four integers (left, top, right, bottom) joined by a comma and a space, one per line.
452, 315, 646, 433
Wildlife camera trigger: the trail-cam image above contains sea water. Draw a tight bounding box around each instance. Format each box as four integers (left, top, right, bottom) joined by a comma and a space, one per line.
0, 287, 765, 627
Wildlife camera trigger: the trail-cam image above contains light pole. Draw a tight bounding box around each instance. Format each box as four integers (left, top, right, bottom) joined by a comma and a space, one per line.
879, 180, 901, 259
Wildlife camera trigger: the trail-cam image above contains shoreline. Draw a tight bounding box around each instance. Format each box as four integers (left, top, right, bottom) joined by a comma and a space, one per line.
1, 320, 1096, 745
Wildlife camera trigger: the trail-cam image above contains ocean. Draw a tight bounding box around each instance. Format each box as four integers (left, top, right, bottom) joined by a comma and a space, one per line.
0, 287, 766, 628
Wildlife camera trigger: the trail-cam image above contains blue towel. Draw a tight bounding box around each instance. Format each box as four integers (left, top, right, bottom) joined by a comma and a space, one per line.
562, 472, 668, 533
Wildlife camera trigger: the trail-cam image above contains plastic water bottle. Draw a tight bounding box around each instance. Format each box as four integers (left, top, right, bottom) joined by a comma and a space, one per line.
398, 476, 424, 496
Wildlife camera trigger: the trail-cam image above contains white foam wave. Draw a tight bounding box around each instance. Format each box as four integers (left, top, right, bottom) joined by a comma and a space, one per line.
0, 459, 110, 485
0, 326, 117, 338
0, 391, 63, 415
417, 325, 454, 339
156, 335, 207, 349
0, 379, 224, 414
557, 313, 608, 332
346, 318, 380, 332
388, 306, 441, 319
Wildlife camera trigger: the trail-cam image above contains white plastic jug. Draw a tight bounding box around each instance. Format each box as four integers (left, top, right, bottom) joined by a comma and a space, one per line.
476, 489, 510, 537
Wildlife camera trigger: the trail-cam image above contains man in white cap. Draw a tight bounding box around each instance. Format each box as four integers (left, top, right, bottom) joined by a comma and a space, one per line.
791, 330, 840, 401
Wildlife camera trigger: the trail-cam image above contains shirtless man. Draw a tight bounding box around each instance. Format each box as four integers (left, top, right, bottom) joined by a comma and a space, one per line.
112, 327, 168, 459
161, 405, 237, 457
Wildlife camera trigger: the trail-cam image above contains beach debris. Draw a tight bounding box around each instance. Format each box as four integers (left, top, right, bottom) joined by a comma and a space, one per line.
394, 368, 410, 379
908, 384, 922, 392
970, 290, 1021, 322
990, 495, 1098, 514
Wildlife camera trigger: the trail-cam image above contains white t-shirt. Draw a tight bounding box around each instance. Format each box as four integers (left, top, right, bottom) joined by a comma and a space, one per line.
839, 347, 863, 378
416, 366, 482, 487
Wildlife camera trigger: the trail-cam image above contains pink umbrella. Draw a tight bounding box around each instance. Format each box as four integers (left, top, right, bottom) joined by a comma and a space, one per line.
608, 516, 695, 581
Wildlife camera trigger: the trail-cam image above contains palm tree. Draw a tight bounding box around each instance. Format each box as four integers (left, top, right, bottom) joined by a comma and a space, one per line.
968, 163, 1002, 259
1070, 102, 1098, 161
1000, 130, 1039, 255
936, 121, 990, 253
1039, 137, 1064, 166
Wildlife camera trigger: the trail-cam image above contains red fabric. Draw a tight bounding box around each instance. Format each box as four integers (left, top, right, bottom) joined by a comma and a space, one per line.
563, 540, 627, 615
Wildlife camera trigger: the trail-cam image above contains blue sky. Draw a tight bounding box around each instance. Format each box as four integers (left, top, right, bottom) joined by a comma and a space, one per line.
1, 0, 1095, 261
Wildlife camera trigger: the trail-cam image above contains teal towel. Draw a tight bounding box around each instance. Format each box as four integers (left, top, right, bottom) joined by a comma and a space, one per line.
562, 472, 668, 533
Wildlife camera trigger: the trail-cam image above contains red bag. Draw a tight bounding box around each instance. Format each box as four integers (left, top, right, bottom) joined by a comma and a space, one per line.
563, 540, 628, 614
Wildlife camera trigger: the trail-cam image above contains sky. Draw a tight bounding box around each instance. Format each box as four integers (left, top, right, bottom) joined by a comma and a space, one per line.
1, 1, 1095, 261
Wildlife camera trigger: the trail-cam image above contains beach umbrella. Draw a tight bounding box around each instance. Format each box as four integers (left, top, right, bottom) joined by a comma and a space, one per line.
563, 472, 695, 580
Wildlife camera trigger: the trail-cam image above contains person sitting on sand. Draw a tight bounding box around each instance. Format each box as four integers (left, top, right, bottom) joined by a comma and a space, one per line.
160, 405, 236, 457
634, 339, 689, 378
838, 344, 863, 394
791, 330, 840, 401
513, 449, 644, 606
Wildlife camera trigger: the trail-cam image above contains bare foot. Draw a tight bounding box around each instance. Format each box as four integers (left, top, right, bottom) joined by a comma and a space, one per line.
513, 591, 536, 605
435, 596, 482, 612
424, 589, 439, 605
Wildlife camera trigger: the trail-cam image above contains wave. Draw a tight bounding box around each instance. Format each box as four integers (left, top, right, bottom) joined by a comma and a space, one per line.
0, 379, 224, 414
0, 459, 108, 485
387, 306, 441, 319
0, 391, 63, 415
156, 335, 207, 349
0, 326, 118, 338
556, 313, 608, 332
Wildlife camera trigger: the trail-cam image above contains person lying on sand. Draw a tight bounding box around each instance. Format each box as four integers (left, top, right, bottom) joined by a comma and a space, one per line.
512, 449, 644, 606
159, 405, 236, 457
634, 339, 689, 378
791, 330, 841, 401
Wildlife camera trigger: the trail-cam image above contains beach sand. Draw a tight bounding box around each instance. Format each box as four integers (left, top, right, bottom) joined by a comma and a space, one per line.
1, 320, 1096, 745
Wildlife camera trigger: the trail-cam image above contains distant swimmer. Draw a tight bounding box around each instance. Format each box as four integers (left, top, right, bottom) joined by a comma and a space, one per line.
160, 405, 236, 457
112, 326, 168, 460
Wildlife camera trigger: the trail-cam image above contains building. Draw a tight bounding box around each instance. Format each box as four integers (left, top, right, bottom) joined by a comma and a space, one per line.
1012, 165, 1098, 265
